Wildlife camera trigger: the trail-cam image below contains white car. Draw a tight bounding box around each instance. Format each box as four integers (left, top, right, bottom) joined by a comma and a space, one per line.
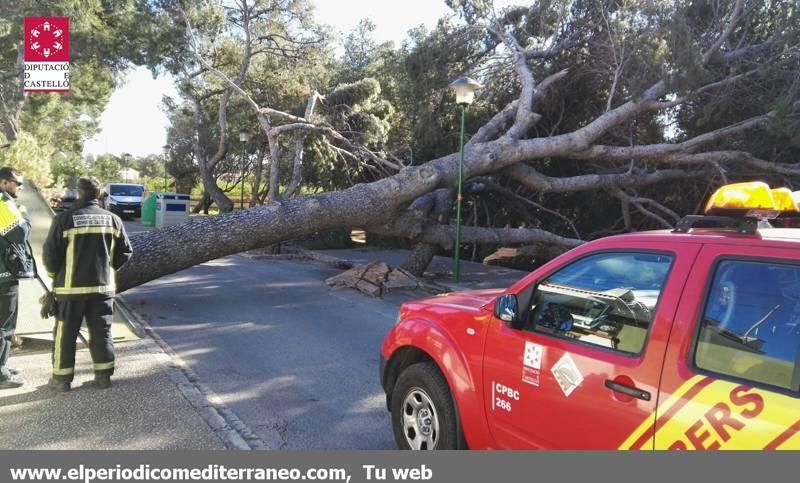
102, 183, 145, 219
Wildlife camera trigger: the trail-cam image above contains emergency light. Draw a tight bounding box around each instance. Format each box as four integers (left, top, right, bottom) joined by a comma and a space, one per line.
675, 182, 800, 233
771, 188, 799, 212
704, 182, 799, 218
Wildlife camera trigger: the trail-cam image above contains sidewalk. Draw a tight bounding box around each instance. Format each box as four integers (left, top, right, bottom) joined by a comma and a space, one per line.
0, 331, 226, 449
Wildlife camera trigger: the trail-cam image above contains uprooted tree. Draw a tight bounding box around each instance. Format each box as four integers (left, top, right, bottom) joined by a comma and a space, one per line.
117, 0, 799, 292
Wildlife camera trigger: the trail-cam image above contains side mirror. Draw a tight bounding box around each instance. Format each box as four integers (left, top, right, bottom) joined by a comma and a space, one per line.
494, 294, 522, 329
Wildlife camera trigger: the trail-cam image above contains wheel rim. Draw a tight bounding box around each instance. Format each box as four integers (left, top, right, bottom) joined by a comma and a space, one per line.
401, 387, 440, 450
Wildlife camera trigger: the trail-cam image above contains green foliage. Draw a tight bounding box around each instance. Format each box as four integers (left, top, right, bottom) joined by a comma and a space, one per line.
304, 137, 351, 192
49, 152, 86, 188
0, 132, 52, 186
0, 0, 182, 188
342, 20, 380, 74
326, 78, 381, 108
86, 153, 120, 183
322, 78, 395, 148
135, 155, 166, 180
445, 0, 495, 24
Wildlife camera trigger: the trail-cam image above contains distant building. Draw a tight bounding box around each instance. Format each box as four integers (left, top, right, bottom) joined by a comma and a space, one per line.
119, 167, 140, 182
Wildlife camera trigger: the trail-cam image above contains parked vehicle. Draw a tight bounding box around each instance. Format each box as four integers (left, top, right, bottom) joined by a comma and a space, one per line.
101, 183, 145, 219
52, 189, 77, 212
380, 182, 800, 450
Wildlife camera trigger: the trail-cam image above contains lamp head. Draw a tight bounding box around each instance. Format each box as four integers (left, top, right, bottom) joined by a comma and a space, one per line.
238, 129, 251, 143
449, 77, 482, 105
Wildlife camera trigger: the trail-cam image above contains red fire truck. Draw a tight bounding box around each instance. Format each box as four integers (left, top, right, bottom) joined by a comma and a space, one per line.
380, 182, 800, 449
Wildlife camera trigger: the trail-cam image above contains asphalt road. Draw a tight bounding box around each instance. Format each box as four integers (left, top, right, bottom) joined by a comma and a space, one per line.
120, 226, 411, 449
118, 217, 526, 449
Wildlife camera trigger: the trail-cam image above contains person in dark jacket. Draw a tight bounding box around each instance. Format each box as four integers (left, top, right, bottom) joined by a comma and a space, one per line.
0, 167, 34, 389
43, 176, 133, 392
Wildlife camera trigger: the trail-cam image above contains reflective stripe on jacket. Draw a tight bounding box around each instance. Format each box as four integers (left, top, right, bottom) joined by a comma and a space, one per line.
0, 191, 34, 282
43, 199, 133, 297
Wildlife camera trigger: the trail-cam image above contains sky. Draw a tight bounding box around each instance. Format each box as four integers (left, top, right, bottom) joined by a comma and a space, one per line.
83, 0, 521, 158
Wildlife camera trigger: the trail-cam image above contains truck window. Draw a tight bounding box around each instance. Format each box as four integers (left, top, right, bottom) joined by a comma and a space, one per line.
527, 252, 673, 354
694, 260, 800, 392
109, 185, 144, 197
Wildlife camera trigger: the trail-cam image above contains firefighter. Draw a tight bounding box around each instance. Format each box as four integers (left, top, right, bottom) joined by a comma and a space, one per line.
0, 167, 34, 390
43, 176, 132, 392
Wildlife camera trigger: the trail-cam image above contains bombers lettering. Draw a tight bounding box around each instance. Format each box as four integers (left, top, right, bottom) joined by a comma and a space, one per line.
668, 385, 764, 450
73, 214, 113, 227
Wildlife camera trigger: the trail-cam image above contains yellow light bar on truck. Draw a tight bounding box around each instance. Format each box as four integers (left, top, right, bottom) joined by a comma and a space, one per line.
771, 188, 799, 212
704, 182, 799, 217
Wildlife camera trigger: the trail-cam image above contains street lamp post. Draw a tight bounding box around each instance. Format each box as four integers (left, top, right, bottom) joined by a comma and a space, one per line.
238, 129, 251, 210
162, 144, 170, 192
121, 152, 132, 182
448, 77, 481, 283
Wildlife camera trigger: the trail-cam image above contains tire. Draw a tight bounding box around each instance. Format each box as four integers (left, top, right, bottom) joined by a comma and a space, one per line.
391, 362, 466, 450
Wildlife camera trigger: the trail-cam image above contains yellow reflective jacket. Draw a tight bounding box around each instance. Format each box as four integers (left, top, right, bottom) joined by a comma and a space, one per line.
0, 191, 34, 283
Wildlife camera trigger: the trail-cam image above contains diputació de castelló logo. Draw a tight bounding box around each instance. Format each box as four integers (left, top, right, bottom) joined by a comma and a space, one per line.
23, 17, 70, 93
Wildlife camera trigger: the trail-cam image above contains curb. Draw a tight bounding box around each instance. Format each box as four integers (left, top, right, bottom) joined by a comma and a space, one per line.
116, 297, 273, 450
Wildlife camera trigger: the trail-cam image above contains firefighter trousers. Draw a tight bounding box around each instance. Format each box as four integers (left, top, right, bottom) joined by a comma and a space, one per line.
52, 294, 115, 382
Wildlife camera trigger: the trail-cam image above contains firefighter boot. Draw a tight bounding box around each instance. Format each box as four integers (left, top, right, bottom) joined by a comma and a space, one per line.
94, 374, 112, 389
47, 377, 71, 392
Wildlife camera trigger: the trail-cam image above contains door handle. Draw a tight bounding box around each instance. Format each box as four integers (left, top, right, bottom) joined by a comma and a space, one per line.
604, 379, 651, 401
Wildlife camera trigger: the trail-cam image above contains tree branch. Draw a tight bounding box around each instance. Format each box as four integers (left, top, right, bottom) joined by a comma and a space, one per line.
478, 178, 581, 238
610, 189, 675, 229
369, 223, 583, 251
503, 164, 695, 193
702, 0, 744, 65
489, 23, 538, 139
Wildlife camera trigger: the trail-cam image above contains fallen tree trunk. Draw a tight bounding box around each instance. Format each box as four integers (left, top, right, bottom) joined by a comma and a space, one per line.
369, 224, 583, 251
400, 189, 454, 276
401, 243, 440, 276
117, 132, 580, 292
115, 83, 688, 293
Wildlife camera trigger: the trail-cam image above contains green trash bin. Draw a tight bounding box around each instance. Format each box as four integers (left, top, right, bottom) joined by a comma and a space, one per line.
141, 192, 158, 227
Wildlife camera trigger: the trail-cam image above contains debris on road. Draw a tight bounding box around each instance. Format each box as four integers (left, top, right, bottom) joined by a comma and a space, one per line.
325, 261, 421, 297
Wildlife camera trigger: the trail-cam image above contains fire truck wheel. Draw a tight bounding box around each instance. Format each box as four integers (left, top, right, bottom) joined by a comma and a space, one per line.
391, 362, 465, 450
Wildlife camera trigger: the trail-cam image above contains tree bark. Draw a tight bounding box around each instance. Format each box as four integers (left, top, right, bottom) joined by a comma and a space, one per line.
251, 146, 266, 206
0, 46, 25, 141
371, 224, 583, 252
400, 243, 439, 276
188, 93, 234, 212
191, 192, 213, 214
399, 189, 453, 276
